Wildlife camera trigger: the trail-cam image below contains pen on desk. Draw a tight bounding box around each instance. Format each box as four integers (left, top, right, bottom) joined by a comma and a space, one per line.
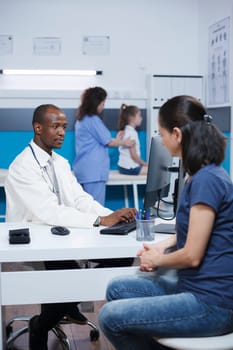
136, 209, 151, 221
145, 210, 150, 220
140, 208, 150, 220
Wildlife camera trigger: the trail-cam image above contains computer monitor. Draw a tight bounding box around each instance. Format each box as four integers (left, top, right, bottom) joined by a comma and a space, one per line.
143, 136, 173, 210
143, 136, 185, 234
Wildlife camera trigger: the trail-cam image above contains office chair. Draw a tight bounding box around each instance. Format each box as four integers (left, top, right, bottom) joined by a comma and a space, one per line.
156, 331, 233, 350
6, 313, 99, 350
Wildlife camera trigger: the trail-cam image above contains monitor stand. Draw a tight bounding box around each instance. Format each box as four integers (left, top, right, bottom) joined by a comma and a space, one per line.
152, 222, 176, 234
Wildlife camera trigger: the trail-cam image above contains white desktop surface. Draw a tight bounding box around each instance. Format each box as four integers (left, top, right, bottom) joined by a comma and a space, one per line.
0, 221, 172, 262
0, 221, 173, 349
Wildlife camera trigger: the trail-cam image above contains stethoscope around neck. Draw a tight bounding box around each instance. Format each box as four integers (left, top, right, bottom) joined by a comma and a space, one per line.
28, 143, 58, 195
28, 143, 44, 168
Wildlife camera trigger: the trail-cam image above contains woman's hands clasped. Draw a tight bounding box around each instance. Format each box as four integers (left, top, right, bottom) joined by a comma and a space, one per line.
137, 235, 177, 272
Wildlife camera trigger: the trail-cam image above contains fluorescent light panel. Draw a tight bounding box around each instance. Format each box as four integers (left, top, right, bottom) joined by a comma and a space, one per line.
0, 69, 102, 76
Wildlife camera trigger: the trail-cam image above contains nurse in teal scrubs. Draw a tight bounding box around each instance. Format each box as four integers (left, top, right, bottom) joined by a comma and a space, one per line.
73, 86, 134, 205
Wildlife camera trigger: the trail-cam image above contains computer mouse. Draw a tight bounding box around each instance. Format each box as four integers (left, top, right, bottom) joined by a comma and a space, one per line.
51, 226, 70, 236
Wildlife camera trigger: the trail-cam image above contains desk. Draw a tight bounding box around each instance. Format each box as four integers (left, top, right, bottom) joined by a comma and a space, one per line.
106, 170, 147, 210
0, 221, 171, 349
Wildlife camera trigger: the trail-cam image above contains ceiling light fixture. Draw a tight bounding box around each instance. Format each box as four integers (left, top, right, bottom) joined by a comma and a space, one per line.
0, 69, 103, 76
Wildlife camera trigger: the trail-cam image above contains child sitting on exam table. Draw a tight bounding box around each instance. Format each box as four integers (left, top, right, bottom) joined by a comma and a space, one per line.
117, 104, 148, 175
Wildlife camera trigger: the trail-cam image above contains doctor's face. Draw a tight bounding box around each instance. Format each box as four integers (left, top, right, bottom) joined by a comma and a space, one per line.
34, 107, 67, 154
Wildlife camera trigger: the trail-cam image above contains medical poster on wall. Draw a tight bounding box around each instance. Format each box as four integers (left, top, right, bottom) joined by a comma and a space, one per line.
0, 35, 13, 55
82, 36, 110, 55
208, 17, 230, 106
33, 37, 61, 56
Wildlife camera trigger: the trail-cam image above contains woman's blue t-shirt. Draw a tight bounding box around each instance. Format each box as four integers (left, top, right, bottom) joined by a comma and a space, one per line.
176, 164, 233, 309
73, 115, 112, 183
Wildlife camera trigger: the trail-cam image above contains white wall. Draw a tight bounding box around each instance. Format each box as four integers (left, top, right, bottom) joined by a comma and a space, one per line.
0, 0, 200, 96
0, 0, 232, 172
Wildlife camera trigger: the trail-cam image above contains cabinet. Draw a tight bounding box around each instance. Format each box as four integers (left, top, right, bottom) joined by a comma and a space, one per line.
147, 74, 204, 151
146, 74, 204, 201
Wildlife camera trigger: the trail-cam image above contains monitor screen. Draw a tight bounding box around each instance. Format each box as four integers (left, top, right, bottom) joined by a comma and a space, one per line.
143, 136, 173, 210
143, 136, 186, 234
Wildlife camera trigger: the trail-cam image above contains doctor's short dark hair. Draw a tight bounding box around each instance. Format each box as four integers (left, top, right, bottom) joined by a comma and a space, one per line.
159, 95, 226, 175
32, 104, 61, 125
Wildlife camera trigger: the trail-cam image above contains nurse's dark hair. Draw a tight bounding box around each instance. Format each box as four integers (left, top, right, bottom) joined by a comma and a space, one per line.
77, 86, 107, 120
159, 95, 226, 175
32, 104, 61, 125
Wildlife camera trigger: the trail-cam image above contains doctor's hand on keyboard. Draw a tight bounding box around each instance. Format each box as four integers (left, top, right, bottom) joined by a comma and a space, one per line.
99, 208, 137, 227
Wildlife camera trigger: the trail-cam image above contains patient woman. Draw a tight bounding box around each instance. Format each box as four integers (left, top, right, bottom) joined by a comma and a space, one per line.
98, 95, 233, 350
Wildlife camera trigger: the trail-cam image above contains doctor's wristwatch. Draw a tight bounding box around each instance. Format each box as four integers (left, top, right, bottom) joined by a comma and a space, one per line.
93, 216, 101, 227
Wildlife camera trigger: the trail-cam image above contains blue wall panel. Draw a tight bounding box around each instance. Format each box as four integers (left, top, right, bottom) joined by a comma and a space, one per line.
223, 133, 231, 174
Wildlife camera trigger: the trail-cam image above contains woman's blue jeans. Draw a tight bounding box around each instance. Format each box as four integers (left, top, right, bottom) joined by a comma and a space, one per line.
98, 273, 233, 350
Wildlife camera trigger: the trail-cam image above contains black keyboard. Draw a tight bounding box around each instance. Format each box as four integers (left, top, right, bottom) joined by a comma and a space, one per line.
99, 221, 136, 235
